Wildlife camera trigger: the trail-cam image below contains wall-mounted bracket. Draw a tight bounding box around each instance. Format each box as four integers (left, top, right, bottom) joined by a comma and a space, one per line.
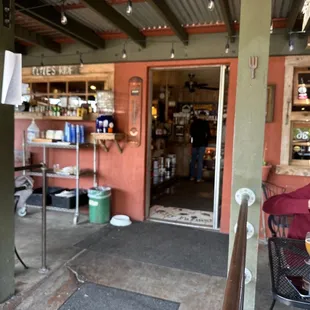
235, 188, 256, 206
91, 133, 125, 154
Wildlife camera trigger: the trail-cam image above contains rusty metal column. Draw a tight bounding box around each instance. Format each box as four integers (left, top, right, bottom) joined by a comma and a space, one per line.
228, 0, 271, 309
0, 0, 15, 302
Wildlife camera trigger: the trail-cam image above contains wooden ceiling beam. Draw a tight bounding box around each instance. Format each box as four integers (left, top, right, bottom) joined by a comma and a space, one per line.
145, 0, 188, 45
15, 0, 105, 49
15, 25, 61, 53
217, 0, 236, 41
82, 0, 146, 48
287, 0, 304, 31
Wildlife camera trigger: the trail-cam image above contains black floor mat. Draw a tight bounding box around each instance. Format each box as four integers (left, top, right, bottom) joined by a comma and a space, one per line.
75, 222, 228, 277
59, 283, 180, 310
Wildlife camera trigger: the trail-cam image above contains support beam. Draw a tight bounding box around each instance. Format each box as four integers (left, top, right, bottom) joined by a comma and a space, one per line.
0, 0, 15, 303
217, 0, 236, 41
82, 0, 146, 48
145, 0, 188, 45
14, 41, 28, 54
286, 0, 304, 31
229, 0, 271, 309
15, 25, 61, 53
15, 0, 105, 49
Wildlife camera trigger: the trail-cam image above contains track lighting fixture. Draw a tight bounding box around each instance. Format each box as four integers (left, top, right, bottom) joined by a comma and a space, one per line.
208, 0, 215, 11
41, 54, 44, 66
122, 43, 127, 59
126, 0, 133, 16
270, 21, 273, 34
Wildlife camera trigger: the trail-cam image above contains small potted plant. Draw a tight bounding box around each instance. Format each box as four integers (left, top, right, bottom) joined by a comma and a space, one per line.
262, 160, 272, 182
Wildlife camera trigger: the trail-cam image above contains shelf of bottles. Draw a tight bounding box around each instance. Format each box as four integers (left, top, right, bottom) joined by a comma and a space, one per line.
18, 80, 106, 120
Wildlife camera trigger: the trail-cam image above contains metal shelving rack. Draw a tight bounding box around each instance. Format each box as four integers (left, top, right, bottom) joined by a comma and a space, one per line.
22, 128, 97, 225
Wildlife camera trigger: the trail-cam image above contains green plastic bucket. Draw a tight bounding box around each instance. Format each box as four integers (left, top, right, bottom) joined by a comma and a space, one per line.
88, 187, 111, 224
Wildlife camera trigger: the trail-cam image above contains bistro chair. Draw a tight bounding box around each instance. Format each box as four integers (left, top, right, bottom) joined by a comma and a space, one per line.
268, 238, 310, 309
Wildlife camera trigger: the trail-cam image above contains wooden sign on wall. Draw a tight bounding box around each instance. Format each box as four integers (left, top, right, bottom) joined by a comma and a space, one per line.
31, 65, 80, 76
128, 76, 143, 146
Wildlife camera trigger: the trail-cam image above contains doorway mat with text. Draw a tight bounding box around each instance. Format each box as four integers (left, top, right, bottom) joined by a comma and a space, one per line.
150, 205, 213, 228
60, 283, 180, 310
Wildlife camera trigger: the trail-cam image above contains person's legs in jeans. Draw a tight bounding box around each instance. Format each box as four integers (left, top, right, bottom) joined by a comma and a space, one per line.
197, 147, 206, 181
190, 147, 198, 179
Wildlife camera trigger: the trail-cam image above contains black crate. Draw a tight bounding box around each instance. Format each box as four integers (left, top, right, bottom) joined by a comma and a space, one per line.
51, 189, 88, 209
26, 187, 64, 206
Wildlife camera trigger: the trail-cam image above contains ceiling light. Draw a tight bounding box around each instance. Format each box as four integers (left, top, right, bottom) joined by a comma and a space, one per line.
61, 11, 67, 25
208, 0, 215, 11
90, 85, 96, 90
79, 52, 84, 68
126, 0, 133, 15
225, 38, 230, 54
122, 48, 127, 59
289, 34, 294, 52
170, 43, 175, 59
270, 21, 273, 34
41, 54, 44, 66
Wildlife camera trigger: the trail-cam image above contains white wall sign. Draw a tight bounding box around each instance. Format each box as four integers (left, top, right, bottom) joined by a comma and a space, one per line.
31, 65, 80, 76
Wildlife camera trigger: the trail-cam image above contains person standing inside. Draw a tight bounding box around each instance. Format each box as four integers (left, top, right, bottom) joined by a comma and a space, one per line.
190, 111, 210, 182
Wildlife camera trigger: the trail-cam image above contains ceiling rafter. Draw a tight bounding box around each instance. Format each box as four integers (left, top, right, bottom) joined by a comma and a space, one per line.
15, 0, 105, 49
217, 0, 236, 41
286, 0, 304, 31
15, 25, 61, 53
82, 0, 146, 48
145, 0, 188, 45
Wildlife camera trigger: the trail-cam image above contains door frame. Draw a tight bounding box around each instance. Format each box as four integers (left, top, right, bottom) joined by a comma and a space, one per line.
145, 64, 227, 231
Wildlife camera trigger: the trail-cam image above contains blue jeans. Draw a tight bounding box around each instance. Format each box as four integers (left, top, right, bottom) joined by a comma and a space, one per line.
190, 147, 206, 180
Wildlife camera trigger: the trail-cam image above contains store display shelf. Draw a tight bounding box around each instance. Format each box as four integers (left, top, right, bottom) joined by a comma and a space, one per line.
28, 142, 92, 149
91, 133, 126, 153
15, 112, 98, 121
28, 169, 93, 179
292, 141, 310, 146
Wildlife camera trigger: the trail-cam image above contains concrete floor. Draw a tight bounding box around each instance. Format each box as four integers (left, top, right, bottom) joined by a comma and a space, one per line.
0, 209, 295, 310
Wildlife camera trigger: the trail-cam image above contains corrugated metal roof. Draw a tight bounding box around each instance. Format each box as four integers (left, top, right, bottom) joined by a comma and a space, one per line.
65, 7, 119, 32
42, 0, 81, 5
15, 11, 68, 39
229, 0, 295, 21
112, 2, 168, 29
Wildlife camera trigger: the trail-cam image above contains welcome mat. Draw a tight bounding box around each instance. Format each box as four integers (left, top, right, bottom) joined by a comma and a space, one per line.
150, 205, 213, 227
60, 283, 180, 310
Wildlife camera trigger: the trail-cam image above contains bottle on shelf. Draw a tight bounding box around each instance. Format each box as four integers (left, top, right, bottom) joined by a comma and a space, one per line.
27, 119, 40, 143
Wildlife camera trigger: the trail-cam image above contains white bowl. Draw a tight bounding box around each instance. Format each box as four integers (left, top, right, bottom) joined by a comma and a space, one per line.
110, 215, 132, 227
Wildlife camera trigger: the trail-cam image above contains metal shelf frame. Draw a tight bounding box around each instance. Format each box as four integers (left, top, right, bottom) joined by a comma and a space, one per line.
23, 128, 97, 225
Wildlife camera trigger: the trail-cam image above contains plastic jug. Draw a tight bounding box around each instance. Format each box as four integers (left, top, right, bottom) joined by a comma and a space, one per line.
27, 119, 40, 143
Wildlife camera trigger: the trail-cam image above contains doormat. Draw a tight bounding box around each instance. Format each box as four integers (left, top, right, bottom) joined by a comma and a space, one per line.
60, 283, 180, 310
75, 222, 228, 277
150, 205, 213, 227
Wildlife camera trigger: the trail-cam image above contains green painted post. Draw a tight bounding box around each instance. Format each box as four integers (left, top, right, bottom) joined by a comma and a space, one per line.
0, 0, 15, 303
229, 0, 271, 309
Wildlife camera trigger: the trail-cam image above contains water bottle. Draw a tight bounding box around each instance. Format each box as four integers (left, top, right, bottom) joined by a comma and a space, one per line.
70, 124, 76, 144
27, 119, 40, 143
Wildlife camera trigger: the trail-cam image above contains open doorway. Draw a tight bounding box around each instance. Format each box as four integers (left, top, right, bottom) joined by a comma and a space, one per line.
146, 65, 228, 230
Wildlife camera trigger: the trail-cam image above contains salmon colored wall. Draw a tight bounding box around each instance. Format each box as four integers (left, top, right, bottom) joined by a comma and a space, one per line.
17, 57, 299, 233
15, 58, 237, 224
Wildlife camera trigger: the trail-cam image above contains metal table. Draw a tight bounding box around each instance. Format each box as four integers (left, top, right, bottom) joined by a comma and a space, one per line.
269, 237, 310, 309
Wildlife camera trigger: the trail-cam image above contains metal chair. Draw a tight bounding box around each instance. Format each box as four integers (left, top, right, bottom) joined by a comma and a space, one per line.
268, 238, 310, 309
